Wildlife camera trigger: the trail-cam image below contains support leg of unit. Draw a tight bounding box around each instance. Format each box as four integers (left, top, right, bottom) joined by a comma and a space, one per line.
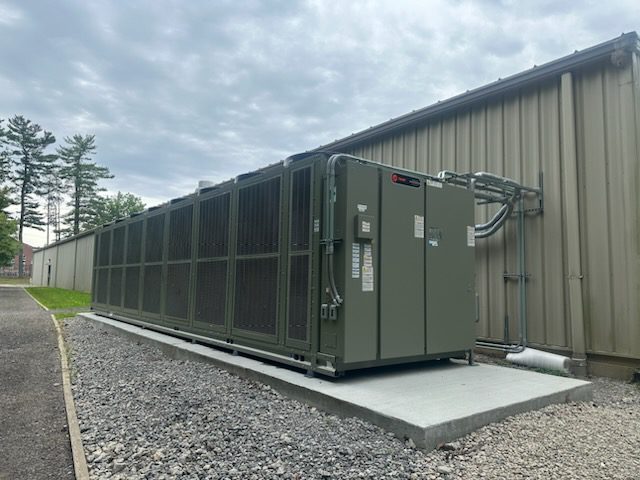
305, 369, 315, 378
468, 349, 476, 366
232, 350, 239, 356
191, 338, 196, 344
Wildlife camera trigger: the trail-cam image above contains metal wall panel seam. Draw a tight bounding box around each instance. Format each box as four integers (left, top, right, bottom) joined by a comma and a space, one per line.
630, 51, 640, 356
602, 65, 625, 354
616, 60, 639, 356
560, 72, 587, 370
54, 243, 59, 288
581, 68, 614, 353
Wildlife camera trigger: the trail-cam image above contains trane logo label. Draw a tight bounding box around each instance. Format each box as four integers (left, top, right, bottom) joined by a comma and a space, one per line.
391, 172, 420, 188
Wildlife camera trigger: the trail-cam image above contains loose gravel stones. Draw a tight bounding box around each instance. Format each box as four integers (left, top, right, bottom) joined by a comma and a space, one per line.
65, 318, 640, 479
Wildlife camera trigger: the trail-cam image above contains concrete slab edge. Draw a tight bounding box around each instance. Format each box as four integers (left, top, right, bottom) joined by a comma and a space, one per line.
423, 382, 593, 450
51, 314, 90, 480
79, 313, 594, 451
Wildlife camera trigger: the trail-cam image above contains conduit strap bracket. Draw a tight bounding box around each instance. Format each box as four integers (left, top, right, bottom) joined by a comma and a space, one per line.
503, 272, 531, 281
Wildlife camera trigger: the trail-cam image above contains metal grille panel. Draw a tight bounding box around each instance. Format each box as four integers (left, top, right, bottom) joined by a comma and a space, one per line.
165, 263, 190, 319
126, 221, 143, 264
93, 235, 99, 266
237, 178, 281, 255
98, 231, 111, 266
142, 265, 162, 314
145, 215, 165, 263
124, 266, 140, 310
233, 257, 278, 335
109, 267, 123, 307
96, 269, 109, 304
195, 260, 227, 325
169, 205, 193, 261
288, 255, 310, 341
198, 194, 230, 258
290, 167, 312, 251
92, 269, 98, 302
112, 227, 125, 265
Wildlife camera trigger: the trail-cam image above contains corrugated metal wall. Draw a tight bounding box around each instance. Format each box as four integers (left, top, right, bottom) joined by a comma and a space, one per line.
74, 235, 94, 291
32, 250, 44, 286
30, 234, 95, 292
348, 56, 640, 360
56, 241, 76, 290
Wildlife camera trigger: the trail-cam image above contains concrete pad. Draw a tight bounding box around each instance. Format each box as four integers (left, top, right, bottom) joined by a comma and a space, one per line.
78, 312, 593, 450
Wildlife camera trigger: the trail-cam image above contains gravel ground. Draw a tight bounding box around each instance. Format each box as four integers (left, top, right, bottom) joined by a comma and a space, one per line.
65, 318, 640, 480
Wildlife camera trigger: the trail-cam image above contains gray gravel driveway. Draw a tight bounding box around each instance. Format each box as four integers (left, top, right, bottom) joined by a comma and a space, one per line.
0, 287, 74, 479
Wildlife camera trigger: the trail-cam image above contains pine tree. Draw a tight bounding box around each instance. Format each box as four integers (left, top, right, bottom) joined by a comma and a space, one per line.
0, 119, 10, 183
58, 134, 113, 236
0, 187, 20, 267
0, 121, 18, 267
40, 161, 65, 244
4, 115, 57, 275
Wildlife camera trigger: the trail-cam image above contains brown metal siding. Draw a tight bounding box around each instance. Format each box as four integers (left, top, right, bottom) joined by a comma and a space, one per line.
574, 60, 640, 358
348, 58, 640, 360
30, 234, 95, 292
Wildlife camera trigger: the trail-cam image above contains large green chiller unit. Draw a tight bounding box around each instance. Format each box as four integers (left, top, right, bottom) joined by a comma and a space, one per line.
92, 153, 476, 376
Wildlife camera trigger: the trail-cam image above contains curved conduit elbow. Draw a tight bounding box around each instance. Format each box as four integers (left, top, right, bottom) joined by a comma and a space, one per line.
475, 198, 516, 239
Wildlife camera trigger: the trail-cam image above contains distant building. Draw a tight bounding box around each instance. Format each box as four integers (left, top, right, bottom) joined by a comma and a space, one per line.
0, 243, 33, 277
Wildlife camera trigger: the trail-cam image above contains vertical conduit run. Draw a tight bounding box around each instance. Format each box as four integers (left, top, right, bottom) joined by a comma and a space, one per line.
517, 195, 527, 348
560, 72, 588, 375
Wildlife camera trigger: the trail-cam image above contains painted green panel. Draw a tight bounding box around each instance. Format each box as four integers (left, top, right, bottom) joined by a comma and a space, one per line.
379, 174, 425, 358
333, 162, 380, 364
426, 184, 476, 355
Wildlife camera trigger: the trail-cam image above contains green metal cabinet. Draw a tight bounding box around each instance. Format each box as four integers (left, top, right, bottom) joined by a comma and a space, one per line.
92, 153, 476, 376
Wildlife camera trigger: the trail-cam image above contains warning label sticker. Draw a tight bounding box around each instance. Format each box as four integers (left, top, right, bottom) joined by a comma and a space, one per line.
414, 215, 424, 238
351, 243, 360, 278
426, 179, 443, 189
467, 226, 476, 247
362, 243, 374, 292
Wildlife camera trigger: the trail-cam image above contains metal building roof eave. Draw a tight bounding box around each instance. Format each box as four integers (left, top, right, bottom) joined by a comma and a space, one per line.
33, 228, 97, 253
316, 31, 639, 152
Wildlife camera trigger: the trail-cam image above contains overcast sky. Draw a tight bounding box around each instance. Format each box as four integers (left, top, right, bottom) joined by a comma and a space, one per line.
1, 0, 638, 247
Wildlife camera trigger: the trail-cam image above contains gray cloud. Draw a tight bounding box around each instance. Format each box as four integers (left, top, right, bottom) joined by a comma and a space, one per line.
1, 0, 638, 246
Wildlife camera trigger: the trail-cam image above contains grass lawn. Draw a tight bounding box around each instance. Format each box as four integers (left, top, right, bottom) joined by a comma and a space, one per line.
26, 287, 91, 310
0, 277, 31, 285
54, 312, 78, 320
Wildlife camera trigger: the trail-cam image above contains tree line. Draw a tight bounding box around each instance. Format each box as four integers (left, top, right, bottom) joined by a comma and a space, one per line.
0, 115, 145, 275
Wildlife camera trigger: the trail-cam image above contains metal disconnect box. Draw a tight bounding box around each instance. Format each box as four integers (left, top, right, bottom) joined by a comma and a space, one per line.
91, 153, 476, 376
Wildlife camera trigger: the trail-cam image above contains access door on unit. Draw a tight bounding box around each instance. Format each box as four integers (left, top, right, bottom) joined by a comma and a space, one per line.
379, 171, 426, 359
425, 183, 476, 355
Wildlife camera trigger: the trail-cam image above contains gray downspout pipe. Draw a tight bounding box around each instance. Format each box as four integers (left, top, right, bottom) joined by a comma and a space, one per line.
560, 72, 588, 376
